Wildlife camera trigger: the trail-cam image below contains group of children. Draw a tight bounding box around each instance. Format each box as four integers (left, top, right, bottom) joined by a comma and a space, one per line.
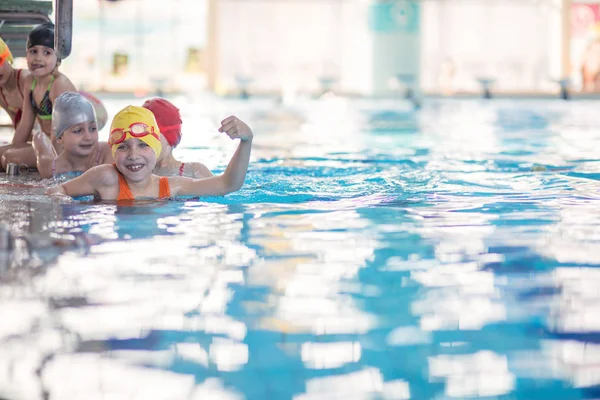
0, 23, 253, 201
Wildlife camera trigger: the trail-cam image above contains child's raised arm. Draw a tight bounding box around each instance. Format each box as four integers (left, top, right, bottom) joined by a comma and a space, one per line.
170, 116, 253, 197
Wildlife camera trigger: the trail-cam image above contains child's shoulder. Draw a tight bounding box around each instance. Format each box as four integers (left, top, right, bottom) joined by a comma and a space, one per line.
88, 163, 119, 186
21, 72, 34, 88
98, 142, 114, 163
51, 73, 77, 94
53, 72, 72, 83
18, 68, 31, 81
54, 72, 73, 85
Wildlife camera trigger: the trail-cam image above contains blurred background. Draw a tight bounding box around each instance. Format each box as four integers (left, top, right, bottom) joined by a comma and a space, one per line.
11, 0, 600, 99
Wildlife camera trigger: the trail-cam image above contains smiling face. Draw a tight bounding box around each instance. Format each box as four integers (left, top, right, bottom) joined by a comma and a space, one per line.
26, 45, 57, 77
113, 137, 157, 182
59, 121, 99, 157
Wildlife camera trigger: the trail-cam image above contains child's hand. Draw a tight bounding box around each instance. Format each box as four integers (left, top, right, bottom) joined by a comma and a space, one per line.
33, 128, 48, 143
46, 185, 70, 199
218, 116, 253, 142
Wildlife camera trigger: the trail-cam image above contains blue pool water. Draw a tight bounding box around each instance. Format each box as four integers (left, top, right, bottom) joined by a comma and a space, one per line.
1, 96, 600, 399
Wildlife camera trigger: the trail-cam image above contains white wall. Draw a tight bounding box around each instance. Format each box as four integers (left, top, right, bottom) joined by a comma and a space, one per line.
215, 0, 371, 95
60, 0, 208, 93
214, 0, 423, 96
214, 0, 562, 96
421, 0, 563, 94
55, 0, 565, 95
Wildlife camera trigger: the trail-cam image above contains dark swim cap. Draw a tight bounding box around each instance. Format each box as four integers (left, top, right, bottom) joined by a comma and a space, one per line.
27, 23, 54, 50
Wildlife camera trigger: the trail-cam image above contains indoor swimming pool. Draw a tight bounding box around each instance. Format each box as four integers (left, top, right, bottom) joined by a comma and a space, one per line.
0, 95, 599, 399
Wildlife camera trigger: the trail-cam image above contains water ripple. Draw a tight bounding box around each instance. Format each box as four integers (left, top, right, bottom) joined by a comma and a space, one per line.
0, 98, 599, 399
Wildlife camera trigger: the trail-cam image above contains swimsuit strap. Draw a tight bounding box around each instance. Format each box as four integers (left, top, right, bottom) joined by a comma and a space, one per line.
30, 75, 55, 119
46, 75, 56, 91
115, 166, 135, 201
16, 69, 23, 98
31, 75, 56, 91
179, 162, 185, 176
115, 165, 169, 200
159, 176, 171, 198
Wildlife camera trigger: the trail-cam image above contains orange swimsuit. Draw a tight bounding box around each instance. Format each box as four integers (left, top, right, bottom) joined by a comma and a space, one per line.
116, 171, 171, 201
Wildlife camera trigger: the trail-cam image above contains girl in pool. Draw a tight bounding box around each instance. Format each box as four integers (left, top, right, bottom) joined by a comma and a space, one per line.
142, 98, 213, 178
34, 92, 112, 179
1, 23, 77, 169
47, 105, 253, 200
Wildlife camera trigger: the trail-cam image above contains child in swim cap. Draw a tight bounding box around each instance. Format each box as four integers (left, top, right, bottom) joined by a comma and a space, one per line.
34, 92, 113, 179
142, 98, 212, 179
47, 105, 254, 201
1, 23, 77, 171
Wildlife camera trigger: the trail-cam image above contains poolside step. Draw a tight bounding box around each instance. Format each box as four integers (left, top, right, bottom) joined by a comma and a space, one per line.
0, 0, 53, 57
0, 0, 53, 14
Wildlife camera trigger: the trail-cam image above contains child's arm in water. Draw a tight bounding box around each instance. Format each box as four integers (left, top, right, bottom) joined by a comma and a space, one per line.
46, 164, 118, 199
32, 128, 56, 179
170, 116, 253, 197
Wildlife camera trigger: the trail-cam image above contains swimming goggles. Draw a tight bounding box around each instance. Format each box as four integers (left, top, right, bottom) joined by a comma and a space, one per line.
109, 122, 159, 146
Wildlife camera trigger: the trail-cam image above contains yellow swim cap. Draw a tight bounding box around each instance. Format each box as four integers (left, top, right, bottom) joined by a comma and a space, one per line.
0, 38, 14, 66
109, 105, 162, 158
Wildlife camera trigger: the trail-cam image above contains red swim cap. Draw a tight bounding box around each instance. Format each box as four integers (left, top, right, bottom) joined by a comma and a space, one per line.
142, 98, 183, 148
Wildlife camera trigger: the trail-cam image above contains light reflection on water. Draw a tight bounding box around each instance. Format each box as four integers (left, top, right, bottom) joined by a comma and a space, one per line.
0, 97, 600, 399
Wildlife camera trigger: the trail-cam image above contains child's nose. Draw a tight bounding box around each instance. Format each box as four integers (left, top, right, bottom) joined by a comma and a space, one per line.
127, 146, 139, 158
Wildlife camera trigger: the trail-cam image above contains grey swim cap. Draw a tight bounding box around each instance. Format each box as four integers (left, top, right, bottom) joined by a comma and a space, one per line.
52, 92, 97, 139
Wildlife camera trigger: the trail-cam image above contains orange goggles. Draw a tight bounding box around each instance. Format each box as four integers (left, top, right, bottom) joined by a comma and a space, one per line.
0, 46, 11, 67
108, 122, 160, 146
